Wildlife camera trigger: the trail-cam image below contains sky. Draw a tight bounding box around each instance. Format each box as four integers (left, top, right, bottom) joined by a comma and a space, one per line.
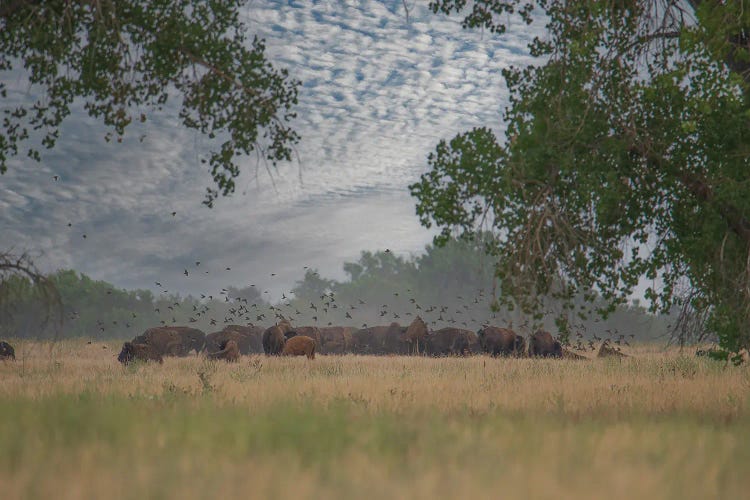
2, 0, 541, 301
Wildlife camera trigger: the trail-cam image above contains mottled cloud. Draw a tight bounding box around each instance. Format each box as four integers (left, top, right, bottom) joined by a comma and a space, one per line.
1, 0, 541, 299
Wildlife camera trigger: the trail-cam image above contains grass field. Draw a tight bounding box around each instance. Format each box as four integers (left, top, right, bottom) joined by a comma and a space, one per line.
0, 341, 748, 499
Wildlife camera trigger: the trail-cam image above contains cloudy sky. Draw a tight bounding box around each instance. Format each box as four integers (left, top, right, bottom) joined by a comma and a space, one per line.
2, 1, 540, 300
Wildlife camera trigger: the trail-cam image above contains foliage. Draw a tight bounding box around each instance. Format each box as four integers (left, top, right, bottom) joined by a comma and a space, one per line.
0, 251, 61, 338
414, 1, 750, 358
0, 268, 272, 339
284, 238, 669, 343
0, 0, 299, 206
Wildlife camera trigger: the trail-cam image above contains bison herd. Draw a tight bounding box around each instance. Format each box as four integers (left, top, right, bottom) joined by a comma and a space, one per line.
113, 316, 628, 365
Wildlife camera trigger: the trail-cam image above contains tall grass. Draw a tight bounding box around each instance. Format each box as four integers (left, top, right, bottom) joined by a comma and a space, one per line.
0, 341, 748, 499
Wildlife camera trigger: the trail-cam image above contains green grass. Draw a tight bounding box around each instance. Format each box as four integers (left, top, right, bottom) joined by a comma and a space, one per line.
0, 342, 749, 499
1, 393, 749, 499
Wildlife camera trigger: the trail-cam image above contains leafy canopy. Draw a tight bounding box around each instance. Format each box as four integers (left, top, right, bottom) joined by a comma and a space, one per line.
413, 1, 750, 358
0, 0, 299, 206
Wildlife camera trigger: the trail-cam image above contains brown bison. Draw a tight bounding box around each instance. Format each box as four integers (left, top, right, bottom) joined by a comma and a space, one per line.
353, 322, 404, 354
402, 316, 428, 354
281, 335, 316, 359
162, 326, 206, 354
598, 343, 628, 358
207, 339, 240, 362
117, 342, 163, 365
263, 320, 293, 355
285, 326, 322, 350
528, 330, 563, 358
205, 325, 264, 355
132, 327, 188, 357
562, 348, 588, 360
0, 341, 15, 360
425, 328, 477, 356
478, 326, 525, 357
319, 326, 353, 354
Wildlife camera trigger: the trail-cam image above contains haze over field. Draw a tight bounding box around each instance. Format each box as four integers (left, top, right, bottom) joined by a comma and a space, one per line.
2, 1, 542, 300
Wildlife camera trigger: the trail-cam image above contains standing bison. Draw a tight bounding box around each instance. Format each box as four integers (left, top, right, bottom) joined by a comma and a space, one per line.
402, 316, 428, 355
263, 320, 293, 355
206, 325, 263, 355
528, 330, 563, 358
117, 342, 163, 365
319, 326, 353, 354
353, 323, 404, 354
207, 339, 240, 362
478, 326, 524, 357
0, 341, 15, 360
281, 335, 316, 359
425, 328, 477, 356
132, 327, 188, 357
285, 326, 322, 350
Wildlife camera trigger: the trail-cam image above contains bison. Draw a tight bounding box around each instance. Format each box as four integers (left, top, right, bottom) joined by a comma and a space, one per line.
478, 326, 524, 357
353, 322, 404, 354
562, 348, 588, 360
597, 343, 628, 358
0, 341, 15, 360
285, 326, 322, 350
206, 325, 263, 355
117, 342, 163, 365
263, 320, 293, 355
402, 316, 428, 355
207, 339, 240, 362
162, 326, 206, 354
319, 326, 353, 354
281, 335, 316, 359
132, 326, 201, 357
528, 330, 563, 358
425, 328, 477, 356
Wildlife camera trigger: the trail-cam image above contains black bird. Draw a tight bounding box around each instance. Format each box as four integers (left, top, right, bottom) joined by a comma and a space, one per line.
345, 312, 352, 319
155, 282, 161, 287
184, 269, 189, 276
196, 261, 200, 266
53, 175, 59, 181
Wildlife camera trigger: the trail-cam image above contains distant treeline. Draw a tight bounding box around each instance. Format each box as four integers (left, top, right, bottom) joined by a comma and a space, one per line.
0, 238, 674, 344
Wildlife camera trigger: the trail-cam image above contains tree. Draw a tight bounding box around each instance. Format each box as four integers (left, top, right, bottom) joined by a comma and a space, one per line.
1, 0, 299, 206
413, 1, 750, 360
0, 251, 61, 338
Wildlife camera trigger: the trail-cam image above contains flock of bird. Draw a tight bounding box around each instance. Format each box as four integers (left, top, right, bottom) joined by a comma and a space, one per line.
52, 174, 637, 350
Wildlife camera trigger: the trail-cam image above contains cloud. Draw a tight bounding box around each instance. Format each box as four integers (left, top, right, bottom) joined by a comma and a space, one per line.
1, 0, 542, 300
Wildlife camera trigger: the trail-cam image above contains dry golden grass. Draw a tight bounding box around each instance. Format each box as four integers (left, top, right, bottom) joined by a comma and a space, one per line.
0, 340, 748, 500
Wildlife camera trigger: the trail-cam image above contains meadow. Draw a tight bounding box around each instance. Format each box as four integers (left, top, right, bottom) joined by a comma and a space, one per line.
0, 341, 748, 499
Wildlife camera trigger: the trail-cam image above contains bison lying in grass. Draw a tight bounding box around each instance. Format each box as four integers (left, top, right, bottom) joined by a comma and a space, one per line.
281, 335, 316, 359
117, 342, 163, 365
0, 341, 15, 360
207, 339, 240, 362
598, 343, 628, 358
